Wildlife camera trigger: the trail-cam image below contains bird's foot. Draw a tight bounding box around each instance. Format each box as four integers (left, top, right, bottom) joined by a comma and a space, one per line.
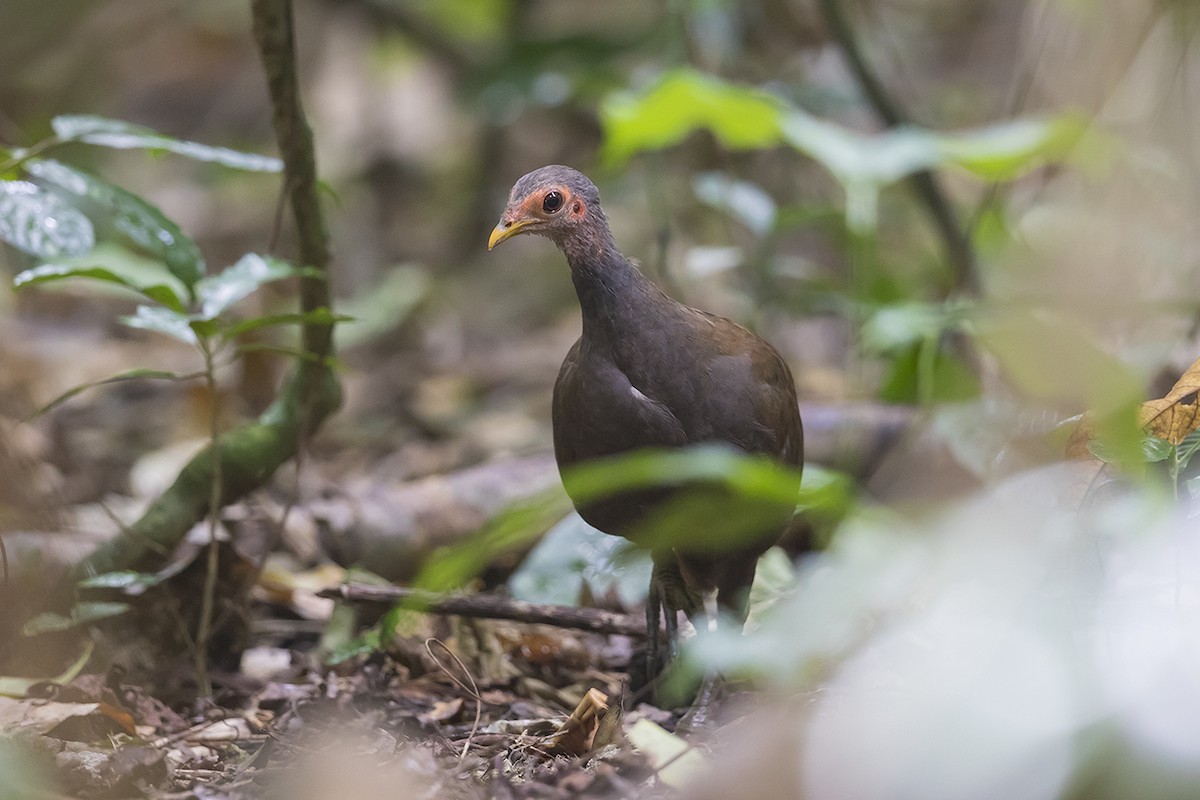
674, 673, 724, 738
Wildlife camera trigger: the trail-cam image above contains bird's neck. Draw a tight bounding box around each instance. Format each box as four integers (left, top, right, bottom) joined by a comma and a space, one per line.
563, 235, 671, 356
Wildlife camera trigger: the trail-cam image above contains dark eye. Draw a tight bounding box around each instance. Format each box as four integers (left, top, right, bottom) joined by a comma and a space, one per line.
542, 191, 564, 213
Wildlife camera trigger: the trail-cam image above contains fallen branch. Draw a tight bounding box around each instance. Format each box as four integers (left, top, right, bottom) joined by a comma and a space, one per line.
319, 584, 646, 638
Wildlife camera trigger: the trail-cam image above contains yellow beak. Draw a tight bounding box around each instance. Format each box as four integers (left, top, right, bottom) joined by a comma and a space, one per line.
488, 218, 535, 250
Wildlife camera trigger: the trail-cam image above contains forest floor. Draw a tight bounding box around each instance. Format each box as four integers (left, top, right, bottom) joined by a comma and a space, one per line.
0, 293, 783, 800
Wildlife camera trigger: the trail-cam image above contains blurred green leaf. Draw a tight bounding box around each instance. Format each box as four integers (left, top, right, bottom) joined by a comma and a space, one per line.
28, 367, 196, 420
509, 512, 653, 607
222, 307, 354, 338
0, 180, 94, 258
603, 70, 1077, 196
194, 253, 302, 320
562, 444, 804, 508
783, 114, 1081, 187
14, 262, 185, 311
1088, 435, 1172, 465
981, 311, 1143, 464
936, 116, 1085, 181
625, 719, 707, 789
782, 114, 939, 186
862, 301, 968, 352
415, 489, 572, 592
1175, 430, 1200, 470
601, 68, 786, 166
879, 343, 980, 405
51, 115, 283, 172
23, 602, 130, 636
121, 305, 199, 345
562, 447, 847, 556
980, 312, 1142, 414
77, 570, 163, 592
324, 630, 382, 666
26, 159, 205, 292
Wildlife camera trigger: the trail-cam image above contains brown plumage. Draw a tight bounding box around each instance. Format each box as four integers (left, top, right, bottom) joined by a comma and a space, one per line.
489, 165, 802, 671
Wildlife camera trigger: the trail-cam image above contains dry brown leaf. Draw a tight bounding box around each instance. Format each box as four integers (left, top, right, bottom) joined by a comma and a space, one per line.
0, 698, 135, 740
548, 687, 609, 756
417, 697, 464, 725
1068, 357, 1200, 459
1139, 357, 1200, 444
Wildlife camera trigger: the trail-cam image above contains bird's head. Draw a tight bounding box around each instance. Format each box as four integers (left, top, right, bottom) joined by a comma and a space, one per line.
488, 165, 607, 251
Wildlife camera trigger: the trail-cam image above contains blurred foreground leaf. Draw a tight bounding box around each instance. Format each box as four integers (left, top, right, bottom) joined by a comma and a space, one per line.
23, 602, 130, 636
121, 305, 199, 345
981, 311, 1143, 463
601, 69, 785, 166
625, 719, 706, 789
14, 261, 185, 311
414, 489, 572, 592
509, 512, 653, 606
28, 367, 197, 420
26, 159, 205, 293
194, 253, 306, 320
51, 114, 283, 172
0, 180, 94, 258
604, 69, 1081, 190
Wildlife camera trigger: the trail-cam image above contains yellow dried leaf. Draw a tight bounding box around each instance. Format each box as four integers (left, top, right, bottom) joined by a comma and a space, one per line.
1138, 357, 1200, 444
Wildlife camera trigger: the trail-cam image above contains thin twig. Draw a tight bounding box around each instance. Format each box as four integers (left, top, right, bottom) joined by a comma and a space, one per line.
194, 339, 223, 699
322, 584, 647, 637
424, 637, 483, 766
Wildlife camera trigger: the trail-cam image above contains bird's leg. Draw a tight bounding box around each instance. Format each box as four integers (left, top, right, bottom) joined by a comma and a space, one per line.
675, 588, 722, 736
644, 555, 701, 705
676, 558, 759, 736
644, 569, 664, 688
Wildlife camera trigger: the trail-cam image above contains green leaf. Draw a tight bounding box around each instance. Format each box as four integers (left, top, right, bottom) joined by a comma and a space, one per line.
1175, 429, 1200, 470
23, 602, 130, 636
77, 570, 163, 593
26, 159, 205, 292
52, 115, 283, 172
13, 263, 185, 311
561, 444, 805, 508
1087, 435, 1172, 465
324, 631, 382, 666
878, 343, 981, 405
415, 490, 572, 592
601, 70, 1080, 194
509, 512, 653, 607
121, 305, 199, 345
27, 367, 196, 420
0, 180, 95, 258
862, 302, 963, 352
601, 68, 786, 166
936, 116, 1085, 181
782, 115, 941, 186
194, 254, 302, 320
222, 307, 354, 337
